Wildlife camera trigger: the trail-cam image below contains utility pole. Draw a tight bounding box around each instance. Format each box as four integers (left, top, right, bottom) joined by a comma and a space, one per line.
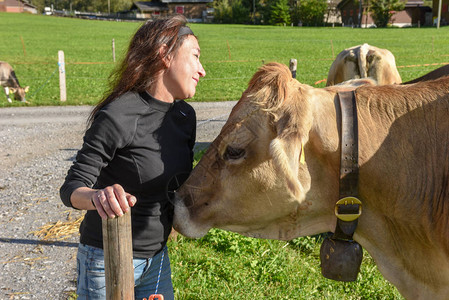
358, 0, 362, 27
253, 0, 256, 24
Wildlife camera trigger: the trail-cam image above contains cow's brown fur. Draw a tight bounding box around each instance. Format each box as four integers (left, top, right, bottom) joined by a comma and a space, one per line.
174, 62, 449, 299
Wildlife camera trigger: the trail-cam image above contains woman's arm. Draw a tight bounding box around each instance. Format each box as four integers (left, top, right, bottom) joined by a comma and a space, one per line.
70, 184, 136, 219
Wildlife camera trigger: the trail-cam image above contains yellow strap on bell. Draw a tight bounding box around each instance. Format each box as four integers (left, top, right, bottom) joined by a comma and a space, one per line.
335, 197, 362, 222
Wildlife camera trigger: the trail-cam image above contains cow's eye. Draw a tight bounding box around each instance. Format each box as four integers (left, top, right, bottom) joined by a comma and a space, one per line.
223, 146, 245, 160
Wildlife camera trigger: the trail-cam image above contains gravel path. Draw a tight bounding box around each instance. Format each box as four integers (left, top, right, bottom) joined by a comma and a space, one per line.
0, 102, 236, 299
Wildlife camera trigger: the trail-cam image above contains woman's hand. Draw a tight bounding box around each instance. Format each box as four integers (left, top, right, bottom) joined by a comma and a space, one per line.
90, 184, 137, 219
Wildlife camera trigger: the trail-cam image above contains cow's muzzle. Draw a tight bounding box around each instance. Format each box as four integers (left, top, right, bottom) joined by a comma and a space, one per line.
166, 172, 195, 208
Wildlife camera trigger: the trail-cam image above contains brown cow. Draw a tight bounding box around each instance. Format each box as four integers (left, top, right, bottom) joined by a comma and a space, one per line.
173, 63, 449, 299
326, 43, 402, 86
0, 61, 29, 103
403, 64, 449, 84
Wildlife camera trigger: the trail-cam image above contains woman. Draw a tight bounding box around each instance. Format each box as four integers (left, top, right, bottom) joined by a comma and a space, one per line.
60, 15, 206, 299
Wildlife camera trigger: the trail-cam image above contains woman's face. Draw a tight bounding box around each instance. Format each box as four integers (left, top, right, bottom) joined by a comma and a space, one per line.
164, 35, 206, 100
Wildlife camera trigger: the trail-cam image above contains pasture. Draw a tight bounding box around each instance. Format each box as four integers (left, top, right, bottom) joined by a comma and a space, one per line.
1, 12, 448, 107
4, 13, 447, 299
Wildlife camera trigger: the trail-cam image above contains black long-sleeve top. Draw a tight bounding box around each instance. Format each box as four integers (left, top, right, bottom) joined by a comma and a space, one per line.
60, 91, 196, 258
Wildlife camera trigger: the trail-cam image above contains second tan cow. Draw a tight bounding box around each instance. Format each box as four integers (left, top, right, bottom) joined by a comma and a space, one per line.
326, 43, 402, 86
174, 63, 449, 299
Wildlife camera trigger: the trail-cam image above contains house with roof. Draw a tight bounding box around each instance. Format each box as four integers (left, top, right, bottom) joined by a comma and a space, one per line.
337, 0, 432, 27
129, 0, 213, 22
0, 0, 37, 13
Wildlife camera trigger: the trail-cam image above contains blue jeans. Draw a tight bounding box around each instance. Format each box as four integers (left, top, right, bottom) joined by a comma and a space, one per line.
76, 244, 174, 300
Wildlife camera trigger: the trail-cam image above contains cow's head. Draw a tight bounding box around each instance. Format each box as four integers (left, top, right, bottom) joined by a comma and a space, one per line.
10, 86, 29, 102
174, 63, 341, 240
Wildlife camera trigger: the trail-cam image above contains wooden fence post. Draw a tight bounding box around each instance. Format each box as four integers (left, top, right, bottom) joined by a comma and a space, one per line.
226, 40, 231, 60
112, 38, 116, 63
289, 58, 297, 79
20, 36, 26, 57
58, 50, 66, 102
102, 210, 134, 300
330, 40, 335, 59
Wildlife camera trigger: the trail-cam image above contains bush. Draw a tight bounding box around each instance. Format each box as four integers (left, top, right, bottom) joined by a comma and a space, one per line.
214, 0, 251, 24
369, 0, 405, 28
268, 0, 291, 25
214, 0, 233, 23
292, 0, 327, 26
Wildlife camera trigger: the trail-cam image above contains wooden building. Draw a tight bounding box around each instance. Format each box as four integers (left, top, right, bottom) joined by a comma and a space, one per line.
0, 0, 37, 13
337, 0, 432, 27
130, 0, 213, 22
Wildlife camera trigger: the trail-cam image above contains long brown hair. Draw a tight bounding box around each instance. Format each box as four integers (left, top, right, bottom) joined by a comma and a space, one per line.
88, 14, 193, 125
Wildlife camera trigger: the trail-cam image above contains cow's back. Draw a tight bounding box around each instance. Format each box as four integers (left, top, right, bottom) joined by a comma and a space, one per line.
326, 45, 360, 86
326, 44, 402, 86
365, 46, 402, 85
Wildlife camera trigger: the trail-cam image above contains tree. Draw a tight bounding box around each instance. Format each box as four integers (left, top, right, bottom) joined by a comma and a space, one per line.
291, 0, 327, 26
214, 0, 233, 23
369, 0, 405, 27
214, 0, 251, 23
232, 0, 251, 23
269, 0, 291, 25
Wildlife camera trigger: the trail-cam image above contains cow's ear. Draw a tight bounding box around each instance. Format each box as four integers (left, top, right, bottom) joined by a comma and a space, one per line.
274, 83, 312, 141
269, 137, 304, 198
247, 62, 291, 110
9, 88, 16, 94
270, 85, 311, 198
25, 86, 30, 93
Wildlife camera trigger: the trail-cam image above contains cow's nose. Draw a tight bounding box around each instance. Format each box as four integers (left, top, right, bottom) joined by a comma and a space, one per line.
166, 172, 194, 207
168, 189, 196, 208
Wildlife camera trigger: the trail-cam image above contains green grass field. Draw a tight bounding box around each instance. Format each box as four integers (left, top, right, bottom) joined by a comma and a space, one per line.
169, 230, 403, 299
4, 13, 442, 299
1, 12, 448, 107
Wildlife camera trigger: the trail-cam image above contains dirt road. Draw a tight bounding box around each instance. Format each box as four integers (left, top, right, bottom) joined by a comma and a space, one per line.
0, 102, 236, 170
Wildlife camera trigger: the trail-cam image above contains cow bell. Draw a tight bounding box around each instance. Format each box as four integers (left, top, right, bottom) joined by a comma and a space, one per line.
320, 237, 363, 282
